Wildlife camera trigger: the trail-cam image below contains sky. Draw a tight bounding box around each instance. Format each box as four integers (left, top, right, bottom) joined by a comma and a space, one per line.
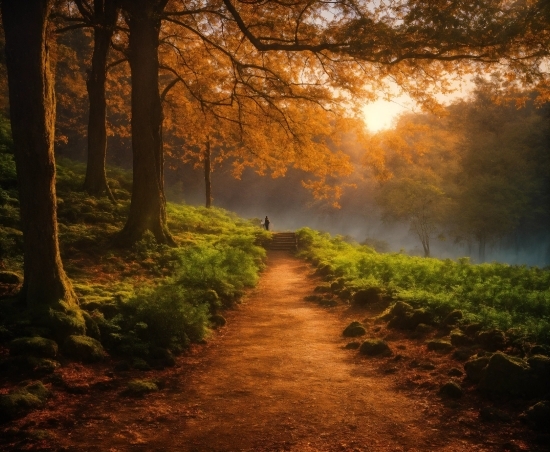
362, 80, 474, 132
361, 97, 412, 132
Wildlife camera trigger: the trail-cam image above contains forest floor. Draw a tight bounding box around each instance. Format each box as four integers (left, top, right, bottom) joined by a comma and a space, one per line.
1, 251, 546, 451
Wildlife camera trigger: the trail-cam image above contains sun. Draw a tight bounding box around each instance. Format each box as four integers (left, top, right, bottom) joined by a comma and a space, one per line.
361, 98, 410, 133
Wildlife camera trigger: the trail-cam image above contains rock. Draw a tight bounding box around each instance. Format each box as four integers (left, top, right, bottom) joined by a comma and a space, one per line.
337, 288, 352, 301
439, 381, 463, 398
313, 284, 332, 293
352, 288, 382, 306
450, 330, 473, 347
419, 362, 436, 370
415, 323, 433, 335
9, 337, 58, 359
123, 379, 159, 397
426, 339, 453, 353
387, 314, 412, 329
0, 381, 50, 421
477, 329, 506, 352
463, 323, 483, 336
448, 368, 463, 377
442, 310, 462, 326
210, 314, 226, 328
479, 406, 512, 422
32, 358, 60, 376
114, 361, 131, 372
388, 301, 413, 317
62, 335, 105, 363
41, 308, 86, 342
0, 271, 21, 284
81, 311, 101, 341
453, 347, 476, 362
530, 345, 550, 356
522, 401, 550, 431
131, 358, 151, 371
464, 356, 490, 382
304, 295, 323, 302
319, 299, 338, 307
330, 279, 345, 291
359, 339, 392, 357
479, 352, 529, 395
149, 348, 176, 368
343, 321, 367, 338
345, 342, 361, 350
526, 354, 550, 396
410, 309, 433, 327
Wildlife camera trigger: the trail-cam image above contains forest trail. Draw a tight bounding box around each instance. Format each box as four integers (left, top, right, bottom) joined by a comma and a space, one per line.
51, 252, 526, 452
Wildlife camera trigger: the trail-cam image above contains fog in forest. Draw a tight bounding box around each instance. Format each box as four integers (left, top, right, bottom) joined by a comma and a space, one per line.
165, 159, 550, 268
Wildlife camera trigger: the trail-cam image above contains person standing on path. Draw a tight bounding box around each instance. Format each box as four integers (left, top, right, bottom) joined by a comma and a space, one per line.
264, 216, 270, 231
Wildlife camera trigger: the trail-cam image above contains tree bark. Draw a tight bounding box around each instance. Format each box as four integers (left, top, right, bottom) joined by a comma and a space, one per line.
83, 0, 119, 202
117, 0, 174, 246
2, 0, 77, 308
204, 139, 212, 208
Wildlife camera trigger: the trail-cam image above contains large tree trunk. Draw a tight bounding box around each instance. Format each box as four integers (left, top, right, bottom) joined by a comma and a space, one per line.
1, 0, 77, 309
204, 139, 212, 208
117, 0, 174, 246
83, 0, 118, 201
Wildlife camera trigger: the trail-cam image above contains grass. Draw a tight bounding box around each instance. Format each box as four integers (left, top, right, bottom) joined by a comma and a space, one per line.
296, 227, 550, 344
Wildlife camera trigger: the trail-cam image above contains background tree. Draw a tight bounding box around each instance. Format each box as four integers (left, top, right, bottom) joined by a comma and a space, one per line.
366, 113, 459, 256
451, 79, 549, 261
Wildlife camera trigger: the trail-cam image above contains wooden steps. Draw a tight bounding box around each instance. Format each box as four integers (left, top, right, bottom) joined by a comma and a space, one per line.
268, 232, 297, 251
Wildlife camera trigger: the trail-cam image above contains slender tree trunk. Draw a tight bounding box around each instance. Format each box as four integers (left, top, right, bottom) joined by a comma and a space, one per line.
117, 0, 174, 246
204, 139, 212, 208
478, 235, 486, 263
2, 0, 77, 308
83, 0, 118, 202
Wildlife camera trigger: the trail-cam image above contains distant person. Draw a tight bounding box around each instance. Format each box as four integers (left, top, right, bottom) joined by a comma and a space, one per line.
264, 216, 270, 231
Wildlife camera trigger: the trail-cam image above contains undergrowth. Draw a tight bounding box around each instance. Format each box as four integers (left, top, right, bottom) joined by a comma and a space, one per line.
0, 150, 268, 363
296, 227, 550, 344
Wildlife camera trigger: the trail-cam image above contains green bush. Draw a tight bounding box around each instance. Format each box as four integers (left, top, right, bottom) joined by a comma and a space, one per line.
296, 228, 550, 343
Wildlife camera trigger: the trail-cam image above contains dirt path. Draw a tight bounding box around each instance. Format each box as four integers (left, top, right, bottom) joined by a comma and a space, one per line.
49, 252, 536, 451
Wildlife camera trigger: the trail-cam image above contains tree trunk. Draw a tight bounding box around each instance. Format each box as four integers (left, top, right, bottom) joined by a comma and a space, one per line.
83, 0, 118, 202
478, 235, 486, 263
117, 0, 174, 246
204, 139, 212, 208
1, 0, 77, 308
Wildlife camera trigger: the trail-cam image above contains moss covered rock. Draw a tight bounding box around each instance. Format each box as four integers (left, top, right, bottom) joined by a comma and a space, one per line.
450, 330, 473, 347
464, 356, 490, 382
81, 311, 101, 341
477, 329, 506, 352
388, 301, 413, 317
439, 381, 463, 399
343, 321, 367, 338
210, 314, 226, 328
442, 310, 462, 326
38, 306, 86, 342
62, 335, 105, 363
426, 339, 453, 353
0, 271, 21, 284
352, 288, 382, 306
0, 381, 50, 421
123, 379, 159, 397
522, 401, 550, 431
9, 337, 58, 359
359, 339, 392, 356
479, 352, 529, 395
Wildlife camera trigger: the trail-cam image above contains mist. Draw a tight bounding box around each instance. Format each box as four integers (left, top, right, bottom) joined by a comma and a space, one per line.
167, 163, 550, 268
